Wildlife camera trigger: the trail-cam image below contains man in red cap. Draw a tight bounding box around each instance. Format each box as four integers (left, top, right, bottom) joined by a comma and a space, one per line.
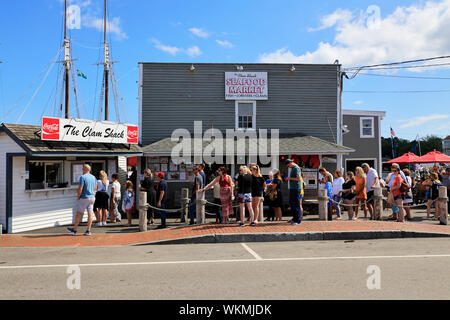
155, 172, 168, 229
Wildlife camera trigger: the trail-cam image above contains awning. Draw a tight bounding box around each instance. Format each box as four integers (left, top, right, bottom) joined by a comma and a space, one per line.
0, 123, 143, 157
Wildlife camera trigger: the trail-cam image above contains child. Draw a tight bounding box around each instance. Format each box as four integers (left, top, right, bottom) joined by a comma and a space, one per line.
122, 181, 135, 227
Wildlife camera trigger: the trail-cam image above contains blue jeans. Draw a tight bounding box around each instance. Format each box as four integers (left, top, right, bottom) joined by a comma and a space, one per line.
289, 189, 303, 223
157, 202, 166, 227
189, 195, 197, 224
333, 195, 342, 218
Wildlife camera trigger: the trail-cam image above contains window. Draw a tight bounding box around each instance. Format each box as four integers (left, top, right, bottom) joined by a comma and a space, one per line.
28, 161, 64, 189
235, 101, 256, 130
71, 161, 106, 184
360, 117, 374, 138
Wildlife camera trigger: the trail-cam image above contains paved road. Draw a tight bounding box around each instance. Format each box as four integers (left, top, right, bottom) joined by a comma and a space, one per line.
0, 238, 449, 300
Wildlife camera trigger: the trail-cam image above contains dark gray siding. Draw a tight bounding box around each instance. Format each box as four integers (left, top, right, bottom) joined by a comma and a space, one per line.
140, 63, 339, 145
342, 114, 380, 169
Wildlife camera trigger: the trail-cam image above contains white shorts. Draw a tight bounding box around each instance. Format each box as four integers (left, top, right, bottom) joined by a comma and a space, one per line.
76, 198, 95, 213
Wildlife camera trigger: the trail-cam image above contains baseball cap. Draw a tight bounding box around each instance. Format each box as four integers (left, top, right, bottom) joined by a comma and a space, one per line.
156, 172, 165, 179
285, 159, 294, 165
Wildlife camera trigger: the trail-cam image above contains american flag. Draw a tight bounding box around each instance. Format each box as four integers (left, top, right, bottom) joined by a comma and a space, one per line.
390, 127, 396, 137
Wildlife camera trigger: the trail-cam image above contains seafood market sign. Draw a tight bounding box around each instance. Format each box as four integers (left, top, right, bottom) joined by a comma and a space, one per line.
41, 117, 139, 144
225, 72, 268, 100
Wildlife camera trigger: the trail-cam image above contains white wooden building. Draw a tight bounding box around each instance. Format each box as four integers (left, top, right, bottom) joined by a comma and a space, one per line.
0, 123, 142, 233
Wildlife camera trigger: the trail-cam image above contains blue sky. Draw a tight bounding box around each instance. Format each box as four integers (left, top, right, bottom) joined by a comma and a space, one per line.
0, 0, 449, 140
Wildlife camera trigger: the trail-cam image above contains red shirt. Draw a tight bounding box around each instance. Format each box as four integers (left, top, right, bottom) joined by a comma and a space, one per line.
392, 175, 404, 197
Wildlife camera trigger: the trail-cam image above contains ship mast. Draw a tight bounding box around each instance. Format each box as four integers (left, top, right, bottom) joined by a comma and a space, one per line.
103, 0, 110, 121
63, 0, 71, 119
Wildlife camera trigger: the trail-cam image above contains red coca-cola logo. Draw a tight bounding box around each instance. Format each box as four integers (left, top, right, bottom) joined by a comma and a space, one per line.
42, 118, 60, 140
127, 126, 138, 144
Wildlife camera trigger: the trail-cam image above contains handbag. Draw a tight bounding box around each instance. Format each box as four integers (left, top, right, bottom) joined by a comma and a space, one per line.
387, 192, 395, 204
399, 180, 410, 193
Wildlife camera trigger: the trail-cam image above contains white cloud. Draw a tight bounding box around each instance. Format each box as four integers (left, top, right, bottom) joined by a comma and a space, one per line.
186, 46, 202, 57
353, 100, 364, 105
216, 40, 234, 48
83, 16, 128, 40
151, 39, 202, 57
399, 114, 449, 128
259, 1, 450, 68
189, 27, 210, 38
151, 39, 180, 56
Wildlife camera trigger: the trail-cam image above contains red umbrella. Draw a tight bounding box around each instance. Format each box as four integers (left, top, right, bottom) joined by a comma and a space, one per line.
417, 151, 450, 163
385, 152, 422, 164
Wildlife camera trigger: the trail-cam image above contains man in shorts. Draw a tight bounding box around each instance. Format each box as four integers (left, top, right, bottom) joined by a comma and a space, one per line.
67, 164, 97, 236
362, 163, 380, 220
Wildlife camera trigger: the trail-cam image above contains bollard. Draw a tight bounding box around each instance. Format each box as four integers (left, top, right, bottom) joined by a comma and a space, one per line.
318, 189, 328, 221
139, 191, 148, 232
438, 186, 448, 225
0, 224, 2, 235
258, 198, 264, 223
196, 190, 205, 225
180, 188, 190, 223
373, 187, 384, 221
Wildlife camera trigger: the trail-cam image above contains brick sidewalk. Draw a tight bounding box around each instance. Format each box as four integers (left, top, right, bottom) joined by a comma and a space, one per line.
1, 220, 449, 248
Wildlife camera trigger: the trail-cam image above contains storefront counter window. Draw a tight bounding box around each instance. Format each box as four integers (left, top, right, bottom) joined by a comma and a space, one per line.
29, 161, 66, 190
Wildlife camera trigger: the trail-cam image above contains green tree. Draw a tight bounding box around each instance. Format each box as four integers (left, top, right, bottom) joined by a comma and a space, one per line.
381, 135, 443, 158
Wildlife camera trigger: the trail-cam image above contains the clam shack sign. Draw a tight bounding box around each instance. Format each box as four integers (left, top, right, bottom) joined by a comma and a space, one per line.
41, 117, 139, 144
225, 72, 268, 100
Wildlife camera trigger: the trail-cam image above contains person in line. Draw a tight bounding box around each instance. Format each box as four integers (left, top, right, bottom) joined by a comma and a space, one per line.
443, 167, 450, 215
423, 173, 442, 219
318, 167, 333, 190
341, 171, 357, 220
140, 169, 157, 225
361, 163, 379, 220
122, 181, 135, 227
250, 165, 266, 225
285, 159, 303, 225
94, 170, 109, 227
67, 164, 97, 236
189, 166, 204, 225
212, 171, 223, 224
353, 166, 367, 219
264, 171, 275, 222
199, 163, 207, 188
109, 173, 121, 223
155, 172, 168, 229
269, 169, 284, 221
331, 170, 345, 220
385, 163, 406, 220
236, 166, 254, 227
324, 174, 333, 220
390, 167, 406, 222
402, 169, 414, 221
199, 167, 234, 224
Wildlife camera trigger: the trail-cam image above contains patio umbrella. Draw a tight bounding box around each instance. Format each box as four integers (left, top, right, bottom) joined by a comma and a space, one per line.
417, 150, 450, 163
385, 152, 422, 164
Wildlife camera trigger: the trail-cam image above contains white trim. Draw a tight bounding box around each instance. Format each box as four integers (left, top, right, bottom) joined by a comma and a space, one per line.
360, 117, 375, 138
378, 116, 382, 174
343, 109, 386, 119
138, 63, 143, 145
235, 101, 256, 130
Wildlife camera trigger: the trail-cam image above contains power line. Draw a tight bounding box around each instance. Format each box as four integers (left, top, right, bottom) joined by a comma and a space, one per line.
345, 89, 450, 93
357, 72, 450, 80
344, 55, 450, 71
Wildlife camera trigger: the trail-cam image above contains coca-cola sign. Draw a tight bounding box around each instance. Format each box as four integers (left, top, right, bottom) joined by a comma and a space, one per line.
41, 117, 139, 144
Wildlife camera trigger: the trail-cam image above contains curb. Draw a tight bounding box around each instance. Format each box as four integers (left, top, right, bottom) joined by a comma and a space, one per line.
134, 230, 450, 245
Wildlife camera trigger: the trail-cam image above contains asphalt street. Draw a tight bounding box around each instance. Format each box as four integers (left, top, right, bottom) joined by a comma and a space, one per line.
0, 238, 449, 300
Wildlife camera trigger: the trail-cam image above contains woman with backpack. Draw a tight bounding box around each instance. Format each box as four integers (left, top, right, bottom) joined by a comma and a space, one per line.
94, 170, 110, 227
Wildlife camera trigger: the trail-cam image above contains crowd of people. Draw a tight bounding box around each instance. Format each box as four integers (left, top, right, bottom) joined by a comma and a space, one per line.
66, 160, 450, 235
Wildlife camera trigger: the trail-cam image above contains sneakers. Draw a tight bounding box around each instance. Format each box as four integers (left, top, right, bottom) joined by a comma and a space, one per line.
239, 222, 245, 227
250, 222, 256, 227
102, 222, 107, 226
66, 227, 76, 236
97, 222, 102, 227
84, 230, 92, 236
156, 225, 167, 229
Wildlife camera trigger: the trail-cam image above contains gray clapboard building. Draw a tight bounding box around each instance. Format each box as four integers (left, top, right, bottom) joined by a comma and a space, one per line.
138, 62, 361, 205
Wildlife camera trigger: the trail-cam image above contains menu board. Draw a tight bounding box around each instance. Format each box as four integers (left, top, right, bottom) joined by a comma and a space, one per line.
72, 164, 84, 183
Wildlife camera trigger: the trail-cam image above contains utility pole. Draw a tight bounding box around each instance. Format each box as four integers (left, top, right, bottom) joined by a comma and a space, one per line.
64, 0, 71, 119
103, 0, 110, 121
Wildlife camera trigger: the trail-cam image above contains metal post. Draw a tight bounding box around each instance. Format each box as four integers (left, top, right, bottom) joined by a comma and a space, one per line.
180, 188, 190, 223
438, 186, 448, 225
139, 191, 147, 231
196, 190, 205, 225
373, 187, 384, 221
258, 198, 264, 222
318, 188, 328, 221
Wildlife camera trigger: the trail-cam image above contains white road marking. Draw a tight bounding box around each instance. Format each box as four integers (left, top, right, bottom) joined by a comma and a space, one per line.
241, 243, 262, 260
1, 254, 450, 270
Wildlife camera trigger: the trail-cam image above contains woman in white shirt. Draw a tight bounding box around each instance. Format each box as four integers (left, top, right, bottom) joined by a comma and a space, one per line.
331, 170, 345, 220
109, 173, 122, 223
